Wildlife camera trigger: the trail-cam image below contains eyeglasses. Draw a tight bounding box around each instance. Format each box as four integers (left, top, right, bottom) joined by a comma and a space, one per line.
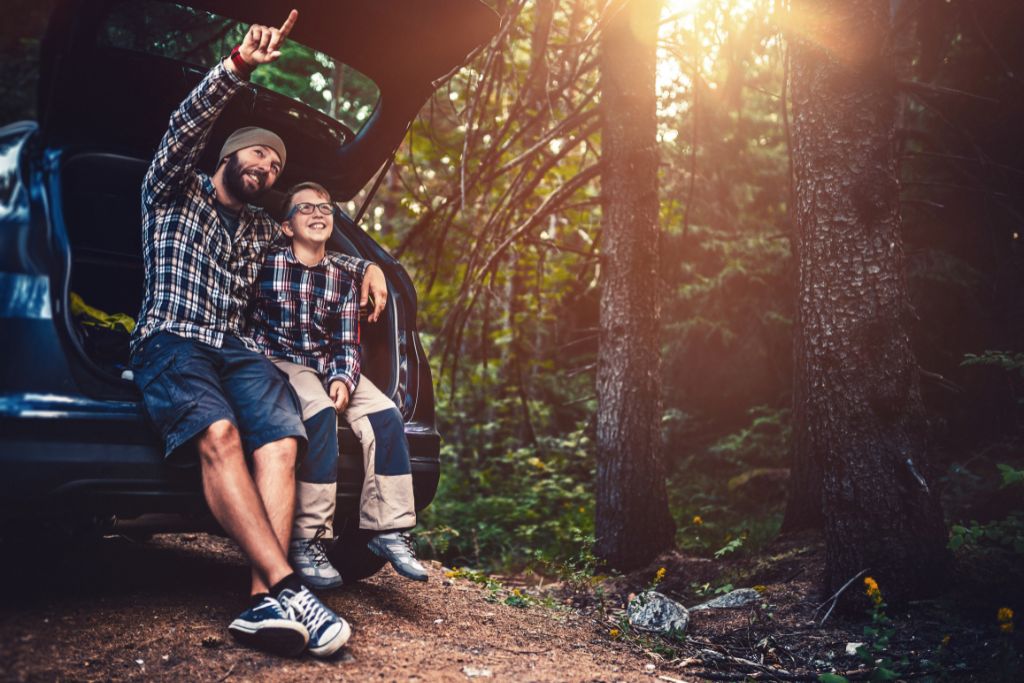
287, 202, 334, 219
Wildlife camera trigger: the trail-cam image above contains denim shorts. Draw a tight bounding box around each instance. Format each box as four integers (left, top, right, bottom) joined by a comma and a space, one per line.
131, 332, 306, 462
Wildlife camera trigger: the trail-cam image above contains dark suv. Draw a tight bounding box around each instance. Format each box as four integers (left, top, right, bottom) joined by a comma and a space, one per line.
0, 0, 497, 580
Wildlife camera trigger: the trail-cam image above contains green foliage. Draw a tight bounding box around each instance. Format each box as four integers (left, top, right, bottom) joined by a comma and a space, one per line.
948, 514, 1024, 556
443, 567, 536, 609
689, 580, 738, 598
713, 537, 744, 559
818, 675, 850, 683
670, 407, 789, 559
997, 464, 1024, 488
709, 405, 791, 468
961, 351, 1024, 377
857, 579, 910, 682
416, 382, 595, 570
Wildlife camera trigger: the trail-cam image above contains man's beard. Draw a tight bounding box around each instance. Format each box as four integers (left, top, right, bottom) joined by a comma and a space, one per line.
222, 153, 271, 204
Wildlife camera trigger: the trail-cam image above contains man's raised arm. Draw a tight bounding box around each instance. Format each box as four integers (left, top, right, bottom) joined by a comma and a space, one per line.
142, 10, 298, 204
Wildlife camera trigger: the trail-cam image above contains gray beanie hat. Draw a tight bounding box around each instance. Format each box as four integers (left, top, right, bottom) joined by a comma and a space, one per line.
219, 127, 287, 169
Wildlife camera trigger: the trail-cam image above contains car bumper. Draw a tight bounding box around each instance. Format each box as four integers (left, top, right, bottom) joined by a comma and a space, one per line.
0, 392, 440, 522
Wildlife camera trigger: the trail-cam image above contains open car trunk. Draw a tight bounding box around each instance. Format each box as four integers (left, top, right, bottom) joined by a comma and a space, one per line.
39, 0, 500, 200
38, 0, 499, 401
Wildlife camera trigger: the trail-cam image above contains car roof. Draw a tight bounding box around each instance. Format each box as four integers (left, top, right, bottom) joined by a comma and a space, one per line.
39, 0, 499, 200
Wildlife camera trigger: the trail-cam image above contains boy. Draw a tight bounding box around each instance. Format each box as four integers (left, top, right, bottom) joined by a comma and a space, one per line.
250, 181, 428, 589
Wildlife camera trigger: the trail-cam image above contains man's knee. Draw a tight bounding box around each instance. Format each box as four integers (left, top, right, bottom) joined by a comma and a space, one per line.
253, 436, 299, 471
198, 419, 243, 467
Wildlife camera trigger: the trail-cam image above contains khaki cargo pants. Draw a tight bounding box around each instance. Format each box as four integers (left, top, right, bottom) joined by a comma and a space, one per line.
272, 358, 417, 539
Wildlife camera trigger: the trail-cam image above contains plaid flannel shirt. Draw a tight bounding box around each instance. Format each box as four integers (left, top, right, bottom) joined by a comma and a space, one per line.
250, 245, 367, 394
131, 62, 367, 355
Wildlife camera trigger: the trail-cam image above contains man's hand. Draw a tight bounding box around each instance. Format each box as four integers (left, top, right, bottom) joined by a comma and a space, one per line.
235, 9, 298, 71
329, 380, 350, 414
361, 264, 388, 323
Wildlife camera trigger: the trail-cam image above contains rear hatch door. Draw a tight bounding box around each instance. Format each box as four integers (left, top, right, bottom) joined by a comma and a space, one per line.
38, 0, 499, 199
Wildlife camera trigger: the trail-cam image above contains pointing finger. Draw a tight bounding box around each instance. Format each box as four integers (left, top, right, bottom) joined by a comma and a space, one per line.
279, 9, 298, 38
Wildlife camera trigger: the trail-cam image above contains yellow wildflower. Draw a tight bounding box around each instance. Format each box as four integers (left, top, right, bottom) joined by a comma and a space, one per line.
512, 588, 522, 597
609, 628, 620, 637
998, 607, 1014, 633
753, 585, 767, 593
655, 567, 667, 583
863, 577, 882, 605
692, 515, 703, 526
941, 635, 951, 647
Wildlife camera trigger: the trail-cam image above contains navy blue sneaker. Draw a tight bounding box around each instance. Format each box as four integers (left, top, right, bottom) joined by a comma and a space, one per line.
228, 595, 309, 657
278, 586, 351, 657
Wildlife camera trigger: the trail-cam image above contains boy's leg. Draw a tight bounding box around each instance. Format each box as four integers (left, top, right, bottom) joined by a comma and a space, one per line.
344, 377, 425, 581
271, 359, 344, 589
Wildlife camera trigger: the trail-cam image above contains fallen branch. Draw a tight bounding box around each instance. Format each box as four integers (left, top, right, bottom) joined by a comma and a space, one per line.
216, 663, 237, 682
814, 568, 868, 625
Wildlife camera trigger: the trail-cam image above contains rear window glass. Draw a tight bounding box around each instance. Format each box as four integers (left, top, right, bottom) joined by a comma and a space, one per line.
98, 0, 379, 136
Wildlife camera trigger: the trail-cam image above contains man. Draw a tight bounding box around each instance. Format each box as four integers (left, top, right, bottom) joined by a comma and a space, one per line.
130, 9, 386, 658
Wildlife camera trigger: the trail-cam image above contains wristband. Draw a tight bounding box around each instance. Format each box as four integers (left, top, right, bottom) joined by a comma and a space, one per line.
230, 45, 252, 76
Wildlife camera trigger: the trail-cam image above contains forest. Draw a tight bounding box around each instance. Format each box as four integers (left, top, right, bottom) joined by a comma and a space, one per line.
383, 1, 1024, 677
2, 0, 1023, 680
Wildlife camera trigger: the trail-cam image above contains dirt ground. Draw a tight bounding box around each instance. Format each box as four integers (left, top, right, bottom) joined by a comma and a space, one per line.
0, 532, 1020, 681
0, 533, 655, 682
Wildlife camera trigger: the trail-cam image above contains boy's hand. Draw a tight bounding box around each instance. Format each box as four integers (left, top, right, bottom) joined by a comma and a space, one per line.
361, 264, 388, 323
236, 9, 298, 69
329, 380, 350, 414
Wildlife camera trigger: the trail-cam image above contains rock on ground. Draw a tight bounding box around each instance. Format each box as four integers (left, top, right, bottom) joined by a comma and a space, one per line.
626, 591, 690, 634
689, 588, 762, 611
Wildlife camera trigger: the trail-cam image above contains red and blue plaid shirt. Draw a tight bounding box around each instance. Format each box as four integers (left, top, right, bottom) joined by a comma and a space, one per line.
250, 245, 368, 393
131, 62, 368, 355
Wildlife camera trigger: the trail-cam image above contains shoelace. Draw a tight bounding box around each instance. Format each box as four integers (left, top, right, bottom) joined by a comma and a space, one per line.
382, 532, 417, 561
288, 587, 334, 637
258, 596, 296, 621
304, 526, 332, 568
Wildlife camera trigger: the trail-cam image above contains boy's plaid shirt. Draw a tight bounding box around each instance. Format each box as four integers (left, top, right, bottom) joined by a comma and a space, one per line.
131, 62, 366, 355
250, 245, 367, 394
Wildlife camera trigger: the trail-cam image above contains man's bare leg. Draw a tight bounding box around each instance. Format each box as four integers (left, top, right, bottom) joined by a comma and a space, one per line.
249, 437, 299, 595
197, 419, 293, 590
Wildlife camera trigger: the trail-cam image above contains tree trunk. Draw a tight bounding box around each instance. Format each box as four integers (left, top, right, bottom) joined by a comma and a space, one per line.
594, 0, 675, 571
788, 0, 949, 605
